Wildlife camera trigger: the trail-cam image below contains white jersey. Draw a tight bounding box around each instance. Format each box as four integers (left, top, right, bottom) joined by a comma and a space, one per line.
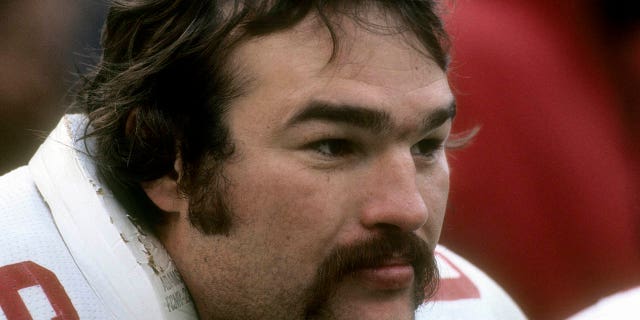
568, 286, 640, 320
0, 115, 526, 319
419, 246, 527, 319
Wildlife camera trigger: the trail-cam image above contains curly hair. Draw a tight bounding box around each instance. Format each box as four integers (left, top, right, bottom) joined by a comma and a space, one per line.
73, 0, 451, 234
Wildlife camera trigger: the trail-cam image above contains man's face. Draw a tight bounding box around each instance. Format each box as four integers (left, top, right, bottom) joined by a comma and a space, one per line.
159, 11, 454, 320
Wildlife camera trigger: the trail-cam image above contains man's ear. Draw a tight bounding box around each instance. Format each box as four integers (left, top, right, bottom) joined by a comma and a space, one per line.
141, 157, 189, 214
128, 109, 188, 214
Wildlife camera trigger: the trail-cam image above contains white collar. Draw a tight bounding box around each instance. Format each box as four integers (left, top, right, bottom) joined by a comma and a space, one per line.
29, 114, 198, 319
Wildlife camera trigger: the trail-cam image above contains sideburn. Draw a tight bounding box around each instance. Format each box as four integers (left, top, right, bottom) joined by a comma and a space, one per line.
182, 157, 234, 236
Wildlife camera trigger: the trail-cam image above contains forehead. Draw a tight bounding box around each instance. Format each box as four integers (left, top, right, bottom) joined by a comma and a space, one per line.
228, 10, 453, 124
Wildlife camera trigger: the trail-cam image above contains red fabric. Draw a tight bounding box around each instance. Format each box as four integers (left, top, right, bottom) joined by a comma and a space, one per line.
432, 251, 481, 301
441, 1, 640, 319
0, 261, 79, 320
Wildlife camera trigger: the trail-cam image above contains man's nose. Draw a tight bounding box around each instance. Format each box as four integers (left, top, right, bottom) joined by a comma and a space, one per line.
358, 150, 428, 233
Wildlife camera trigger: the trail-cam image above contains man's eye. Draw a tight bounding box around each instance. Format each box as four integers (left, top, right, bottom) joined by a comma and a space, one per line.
310, 139, 354, 157
411, 139, 444, 159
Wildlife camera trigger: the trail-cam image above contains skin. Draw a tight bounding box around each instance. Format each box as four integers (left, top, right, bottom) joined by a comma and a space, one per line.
144, 10, 454, 320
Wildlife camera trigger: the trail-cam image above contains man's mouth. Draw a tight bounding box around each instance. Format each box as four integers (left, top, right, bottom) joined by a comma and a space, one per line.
302, 232, 434, 317
351, 258, 415, 291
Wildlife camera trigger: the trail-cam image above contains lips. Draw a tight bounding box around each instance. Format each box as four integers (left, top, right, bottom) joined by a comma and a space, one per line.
303, 232, 432, 317
352, 258, 415, 291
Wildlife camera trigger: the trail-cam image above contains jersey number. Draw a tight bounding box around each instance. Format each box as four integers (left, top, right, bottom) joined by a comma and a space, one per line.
0, 261, 78, 320
432, 252, 481, 301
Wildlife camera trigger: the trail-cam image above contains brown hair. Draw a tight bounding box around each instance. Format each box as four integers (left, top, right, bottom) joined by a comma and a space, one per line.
73, 0, 451, 233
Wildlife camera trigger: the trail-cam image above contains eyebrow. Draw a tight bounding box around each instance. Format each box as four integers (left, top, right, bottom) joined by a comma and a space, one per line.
286, 100, 456, 134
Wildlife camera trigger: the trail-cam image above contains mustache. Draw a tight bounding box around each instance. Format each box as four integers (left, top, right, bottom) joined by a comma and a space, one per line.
304, 230, 439, 318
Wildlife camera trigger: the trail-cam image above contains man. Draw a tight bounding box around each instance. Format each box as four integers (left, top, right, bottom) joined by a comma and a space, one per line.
0, 1, 525, 319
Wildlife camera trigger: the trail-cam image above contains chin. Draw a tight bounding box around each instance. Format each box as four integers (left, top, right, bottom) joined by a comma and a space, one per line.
316, 282, 417, 320
326, 299, 415, 320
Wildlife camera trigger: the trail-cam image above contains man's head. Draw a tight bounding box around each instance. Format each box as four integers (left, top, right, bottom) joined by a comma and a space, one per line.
77, 1, 455, 318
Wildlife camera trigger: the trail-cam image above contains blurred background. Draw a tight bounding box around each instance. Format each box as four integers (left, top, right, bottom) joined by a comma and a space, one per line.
1, 0, 638, 319
442, 0, 639, 319
0, 0, 106, 174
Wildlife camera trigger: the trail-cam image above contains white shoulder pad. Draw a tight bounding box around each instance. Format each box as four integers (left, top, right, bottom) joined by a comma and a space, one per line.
568, 286, 640, 320
416, 245, 528, 319
28, 115, 197, 320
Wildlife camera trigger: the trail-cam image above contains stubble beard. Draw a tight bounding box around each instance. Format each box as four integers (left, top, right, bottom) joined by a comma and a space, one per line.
184, 163, 439, 319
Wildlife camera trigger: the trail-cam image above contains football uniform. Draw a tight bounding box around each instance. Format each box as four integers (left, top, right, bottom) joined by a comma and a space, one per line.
418, 246, 527, 319
0, 115, 525, 319
568, 286, 640, 320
